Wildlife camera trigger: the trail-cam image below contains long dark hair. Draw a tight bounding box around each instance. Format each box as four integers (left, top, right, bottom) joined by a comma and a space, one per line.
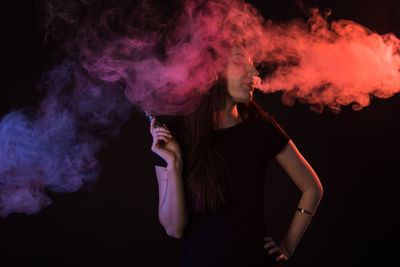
181, 76, 270, 214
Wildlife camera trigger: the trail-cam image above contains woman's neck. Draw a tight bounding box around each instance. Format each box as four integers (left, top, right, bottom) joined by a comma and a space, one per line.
213, 100, 242, 130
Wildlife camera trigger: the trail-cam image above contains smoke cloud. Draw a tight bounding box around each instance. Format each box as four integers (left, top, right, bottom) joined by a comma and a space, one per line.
43, 0, 400, 114
0, 60, 132, 217
254, 8, 400, 113
1, 0, 399, 216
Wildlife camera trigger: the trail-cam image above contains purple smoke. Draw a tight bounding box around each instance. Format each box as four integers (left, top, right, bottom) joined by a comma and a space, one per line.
0, 60, 132, 217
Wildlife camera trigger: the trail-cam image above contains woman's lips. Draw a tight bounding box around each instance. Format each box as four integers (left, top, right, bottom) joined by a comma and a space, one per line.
242, 82, 255, 90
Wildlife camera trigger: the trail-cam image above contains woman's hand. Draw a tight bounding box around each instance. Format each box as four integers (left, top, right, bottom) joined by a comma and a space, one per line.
264, 236, 291, 262
150, 118, 182, 166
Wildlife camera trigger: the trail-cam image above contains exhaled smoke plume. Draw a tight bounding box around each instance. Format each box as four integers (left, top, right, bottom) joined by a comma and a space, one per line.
254, 8, 400, 113
1, 0, 399, 216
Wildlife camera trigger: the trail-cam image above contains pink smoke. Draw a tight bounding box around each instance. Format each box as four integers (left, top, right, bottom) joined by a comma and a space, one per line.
44, 0, 400, 115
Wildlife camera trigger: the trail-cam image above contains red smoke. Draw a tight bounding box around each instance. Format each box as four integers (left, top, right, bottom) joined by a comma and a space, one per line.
253, 8, 400, 113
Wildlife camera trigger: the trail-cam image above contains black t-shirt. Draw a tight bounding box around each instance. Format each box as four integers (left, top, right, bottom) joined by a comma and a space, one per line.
153, 115, 290, 267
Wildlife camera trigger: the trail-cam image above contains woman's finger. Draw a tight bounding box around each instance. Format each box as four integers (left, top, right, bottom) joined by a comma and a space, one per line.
263, 241, 276, 249
154, 136, 171, 145
268, 247, 280, 255
150, 117, 165, 130
153, 128, 171, 136
150, 119, 153, 133
150, 124, 171, 136
264, 236, 272, 242
154, 132, 172, 137
275, 254, 286, 262
155, 132, 172, 139
150, 118, 161, 134
155, 137, 171, 145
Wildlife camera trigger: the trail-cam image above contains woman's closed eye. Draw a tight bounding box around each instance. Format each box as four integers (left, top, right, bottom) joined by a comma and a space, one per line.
232, 55, 247, 63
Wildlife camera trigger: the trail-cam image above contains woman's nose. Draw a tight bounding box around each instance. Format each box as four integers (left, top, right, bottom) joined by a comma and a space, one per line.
248, 64, 259, 77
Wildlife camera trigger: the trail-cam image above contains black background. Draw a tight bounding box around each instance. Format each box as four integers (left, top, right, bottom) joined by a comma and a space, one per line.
1, 0, 400, 266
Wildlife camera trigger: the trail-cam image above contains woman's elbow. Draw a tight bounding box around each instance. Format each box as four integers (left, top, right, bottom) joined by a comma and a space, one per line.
310, 181, 323, 196
311, 182, 324, 200
160, 213, 188, 239
319, 184, 324, 196
315, 177, 324, 197
166, 229, 184, 239
308, 172, 323, 197
303, 178, 323, 199
162, 219, 186, 239
160, 221, 184, 239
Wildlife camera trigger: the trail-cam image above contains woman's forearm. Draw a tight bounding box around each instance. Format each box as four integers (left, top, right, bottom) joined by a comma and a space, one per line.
158, 158, 189, 238
279, 188, 323, 256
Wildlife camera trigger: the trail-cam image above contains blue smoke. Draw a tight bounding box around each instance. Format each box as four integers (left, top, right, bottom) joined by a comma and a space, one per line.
0, 60, 133, 217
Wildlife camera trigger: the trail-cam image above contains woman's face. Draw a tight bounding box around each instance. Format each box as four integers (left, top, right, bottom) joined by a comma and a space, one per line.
226, 45, 259, 104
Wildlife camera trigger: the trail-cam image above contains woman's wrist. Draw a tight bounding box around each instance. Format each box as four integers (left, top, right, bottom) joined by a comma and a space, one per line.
278, 239, 294, 259
167, 154, 182, 172
280, 246, 293, 259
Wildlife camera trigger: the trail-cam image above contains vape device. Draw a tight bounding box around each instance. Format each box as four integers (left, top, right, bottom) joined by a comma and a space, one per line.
145, 112, 160, 126
145, 112, 174, 127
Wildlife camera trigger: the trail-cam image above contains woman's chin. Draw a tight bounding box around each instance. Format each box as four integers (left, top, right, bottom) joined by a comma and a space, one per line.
236, 97, 252, 104
232, 91, 253, 104
243, 92, 253, 102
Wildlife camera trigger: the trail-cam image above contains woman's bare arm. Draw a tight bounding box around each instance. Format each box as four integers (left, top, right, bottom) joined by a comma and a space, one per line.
155, 158, 189, 239
150, 118, 189, 239
273, 140, 323, 257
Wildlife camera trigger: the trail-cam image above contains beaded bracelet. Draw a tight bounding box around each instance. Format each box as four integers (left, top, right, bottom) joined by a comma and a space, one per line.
296, 207, 313, 216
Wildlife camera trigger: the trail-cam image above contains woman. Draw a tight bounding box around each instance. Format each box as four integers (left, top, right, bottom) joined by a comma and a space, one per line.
149, 42, 323, 266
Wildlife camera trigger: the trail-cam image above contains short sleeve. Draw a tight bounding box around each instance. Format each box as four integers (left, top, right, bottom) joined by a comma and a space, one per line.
153, 152, 168, 167
264, 116, 290, 159
151, 116, 182, 167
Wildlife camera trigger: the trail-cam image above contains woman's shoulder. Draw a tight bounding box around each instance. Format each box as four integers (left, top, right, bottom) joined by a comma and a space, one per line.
244, 111, 275, 129
245, 112, 290, 139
